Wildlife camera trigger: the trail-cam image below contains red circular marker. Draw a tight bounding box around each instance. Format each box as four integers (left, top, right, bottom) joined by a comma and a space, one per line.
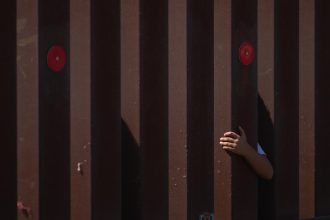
239, 41, 254, 66
47, 45, 66, 72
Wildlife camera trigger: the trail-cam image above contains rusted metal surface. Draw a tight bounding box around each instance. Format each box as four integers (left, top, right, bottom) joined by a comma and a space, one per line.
140, 0, 168, 219
91, 0, 121, 219
274, 0, 300, 218
17, 0, 39, 219
258, 0, 274, 121
0, 0, 17, 219
38, 0, 70, 219
121, 0, 140, 145
11, 1, 330, 219
299, 0, 315, 218
169, 0, 187, 218
121, 0, 141, 218
257, 0, 275, 219
187, 0, 214, 218
70, 0, 91, 219
214, 0, 232, 219
231, 0, 258, 219
315, 0, 330, 217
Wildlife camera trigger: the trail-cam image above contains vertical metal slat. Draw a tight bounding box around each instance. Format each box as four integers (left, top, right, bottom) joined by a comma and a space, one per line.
169, 0, 187, 218
299, 0, 315, 218
214, 0, 232, 219
17, 0, 39, 218
70, 0, 91, 219
121, 0, 141, 218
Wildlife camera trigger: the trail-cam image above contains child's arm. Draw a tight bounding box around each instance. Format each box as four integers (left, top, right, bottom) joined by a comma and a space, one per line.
219, 127, 273, 180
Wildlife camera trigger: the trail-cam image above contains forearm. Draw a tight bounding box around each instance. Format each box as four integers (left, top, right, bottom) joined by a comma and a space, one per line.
243, 145, 273, 180
219, 129, 274, 180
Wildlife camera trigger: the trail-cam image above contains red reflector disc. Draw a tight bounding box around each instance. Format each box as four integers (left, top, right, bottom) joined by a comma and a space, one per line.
239, 41, 254, 66
47, 45, 66, 72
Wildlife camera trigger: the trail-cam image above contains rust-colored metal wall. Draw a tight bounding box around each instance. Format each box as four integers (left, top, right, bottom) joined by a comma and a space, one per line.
299, 0, 315, 218
2, 0, 329, 220
17, 0, 38, 219
121, 0, 141, 219
168, 0, 187, 219
70, 0, 91, 219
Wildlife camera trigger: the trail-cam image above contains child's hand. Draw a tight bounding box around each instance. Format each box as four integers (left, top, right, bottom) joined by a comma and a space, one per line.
219, 127, 251, 157
219, 127, 274, 180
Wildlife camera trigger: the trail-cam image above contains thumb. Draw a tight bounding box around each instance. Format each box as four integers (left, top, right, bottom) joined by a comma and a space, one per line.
238, 126, 246, 139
